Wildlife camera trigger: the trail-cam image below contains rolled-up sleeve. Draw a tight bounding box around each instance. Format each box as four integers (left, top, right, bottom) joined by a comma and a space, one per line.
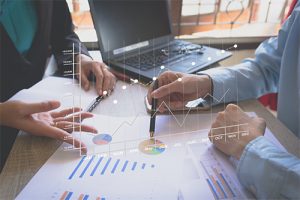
201, 13, 294, 104
237, 136, 300, 199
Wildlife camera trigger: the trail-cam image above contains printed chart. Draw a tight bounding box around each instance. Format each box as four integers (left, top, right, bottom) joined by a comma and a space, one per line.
181, 141, 253, 200
53, 190, 105, 200
68, 155, 156, 180
138, 139, 166, 155
92, 134, 112, 145
200, 158, 237, 199
16, 142, 185, 200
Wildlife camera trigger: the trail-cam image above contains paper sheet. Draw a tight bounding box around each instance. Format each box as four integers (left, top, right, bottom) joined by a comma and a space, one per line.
16, 143, 185, 200
14, 76, 287, 199
9, 76, 98, 111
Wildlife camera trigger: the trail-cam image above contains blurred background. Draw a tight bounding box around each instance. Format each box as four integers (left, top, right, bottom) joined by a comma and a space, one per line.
66, 0, 294, 114
66, 0, 294, 48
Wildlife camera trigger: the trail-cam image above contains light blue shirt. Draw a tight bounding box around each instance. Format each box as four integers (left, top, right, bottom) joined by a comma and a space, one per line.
203, 2, 300, 199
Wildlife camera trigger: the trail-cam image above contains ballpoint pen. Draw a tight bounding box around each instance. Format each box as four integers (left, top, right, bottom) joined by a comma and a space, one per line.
85, 95, 103, 113
149, 79, 158, 138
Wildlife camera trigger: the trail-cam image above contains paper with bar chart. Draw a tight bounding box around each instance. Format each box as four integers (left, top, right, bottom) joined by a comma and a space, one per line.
16, 113, 283, 199
16, 141, 185, 200
15, 49, 285, 200
179, 137, 254, 200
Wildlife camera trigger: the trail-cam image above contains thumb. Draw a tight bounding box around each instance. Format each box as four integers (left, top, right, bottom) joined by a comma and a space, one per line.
151, 81, 181, 99
21, 101, 60, 115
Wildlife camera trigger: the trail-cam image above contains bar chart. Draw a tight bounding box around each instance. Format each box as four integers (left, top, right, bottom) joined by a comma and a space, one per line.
196, 146, 244, 200
68, 155, 156, 180
59, 191, 105, 200
200, 161, 236, 199
187, 142, 249, 200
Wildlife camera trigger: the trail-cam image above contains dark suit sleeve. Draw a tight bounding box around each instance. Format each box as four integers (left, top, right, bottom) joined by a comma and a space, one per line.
50, 0, 91, 73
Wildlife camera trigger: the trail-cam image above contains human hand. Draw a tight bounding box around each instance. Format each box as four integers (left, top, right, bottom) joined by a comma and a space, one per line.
77, 54, 116, 95
208, 104, 266, 159
147, 71, 212, 112
0, 100, 98, 153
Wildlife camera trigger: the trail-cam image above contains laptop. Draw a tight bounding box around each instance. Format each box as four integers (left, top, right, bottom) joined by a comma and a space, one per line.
89, 0, 231, 81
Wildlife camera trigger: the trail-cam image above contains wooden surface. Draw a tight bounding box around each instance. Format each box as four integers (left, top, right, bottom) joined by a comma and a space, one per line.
0, 99, 299, 199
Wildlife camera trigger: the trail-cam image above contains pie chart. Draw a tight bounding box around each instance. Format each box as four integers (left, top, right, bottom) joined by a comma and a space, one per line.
139, 139, 166, 155
92, 134, 112, 145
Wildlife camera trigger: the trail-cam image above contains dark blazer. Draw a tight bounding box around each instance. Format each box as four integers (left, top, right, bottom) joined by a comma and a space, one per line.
0, 0, 90, 170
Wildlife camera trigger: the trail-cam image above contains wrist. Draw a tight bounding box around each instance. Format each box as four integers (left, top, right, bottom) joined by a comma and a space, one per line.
205, 75, 213, 95
234, 146, 245, 160
234, 134, 262, 160
195, 74, 213, 98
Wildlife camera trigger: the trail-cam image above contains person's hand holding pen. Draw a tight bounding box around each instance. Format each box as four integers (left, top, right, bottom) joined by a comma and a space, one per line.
147, 71, 212, 112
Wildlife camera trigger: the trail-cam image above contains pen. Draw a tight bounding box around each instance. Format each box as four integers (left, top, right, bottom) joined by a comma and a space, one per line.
149, 80, 159, 138
86, 95, 103, 113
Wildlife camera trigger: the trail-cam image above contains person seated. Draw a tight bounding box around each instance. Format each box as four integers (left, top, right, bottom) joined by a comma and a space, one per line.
0, 0, 116, 170
147, 1, 300, 198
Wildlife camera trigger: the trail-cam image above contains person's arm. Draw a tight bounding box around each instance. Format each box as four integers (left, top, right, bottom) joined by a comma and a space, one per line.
50, 0, 90, 69
209, 104, 300, 199
201, 10, 296, 104
147, 12, 295, 111
238, 136, 300, 199
50, 1, 116, 95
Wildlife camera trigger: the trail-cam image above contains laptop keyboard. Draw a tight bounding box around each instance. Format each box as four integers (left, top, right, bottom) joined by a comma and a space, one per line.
115, 41, 204, 71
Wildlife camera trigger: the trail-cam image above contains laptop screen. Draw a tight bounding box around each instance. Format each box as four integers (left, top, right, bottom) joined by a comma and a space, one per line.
90, 0, 172, 53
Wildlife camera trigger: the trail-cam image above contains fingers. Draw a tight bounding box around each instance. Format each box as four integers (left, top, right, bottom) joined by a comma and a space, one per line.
53, 112, 94, 123
156, 99, 186, 112
63, 134, 88, 154
91, 62, 117, 95
91, 63, 104, 95
21, 101, 60, 115
54, 129, 88, 154
208, 111, 225, 143
224, 104, 249, 124
51, 107, 82, 118
54, 121, 98, 133
147, 84, 154, 105
23, 122, 88, 153
81, 71, 90, 91
102, 67, 116, 94
81, 57, 116, 95
209, 105, 248, 143
151, 81, 180, 99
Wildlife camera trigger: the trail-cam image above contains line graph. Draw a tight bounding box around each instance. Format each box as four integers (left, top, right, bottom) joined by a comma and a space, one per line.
108, 88, 230, 137
63, 121, 249, 158
62, 73, 249, 156
61, 42, 245, 157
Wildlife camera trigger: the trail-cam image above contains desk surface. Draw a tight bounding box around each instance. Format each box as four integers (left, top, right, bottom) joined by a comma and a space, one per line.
0, 99, 299, 199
